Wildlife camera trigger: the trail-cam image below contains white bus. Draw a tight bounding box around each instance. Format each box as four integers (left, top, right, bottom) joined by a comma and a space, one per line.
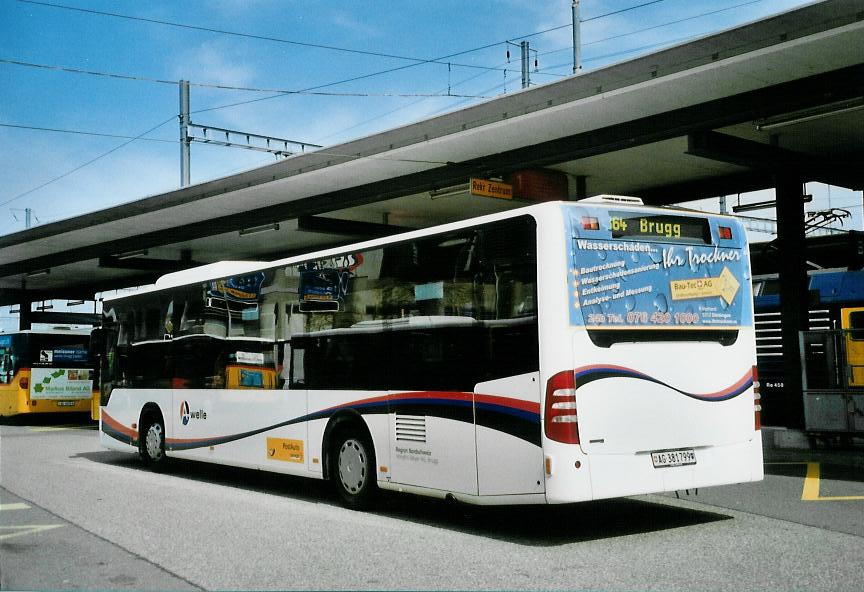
98, 197, 763, 508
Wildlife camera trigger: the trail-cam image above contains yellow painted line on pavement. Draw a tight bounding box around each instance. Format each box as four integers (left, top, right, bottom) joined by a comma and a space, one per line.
0, 503, 30, 511
765, 461, 864, 501
0, 525, 63, 541
801, 462, 822, 500
802, 462, 864, 501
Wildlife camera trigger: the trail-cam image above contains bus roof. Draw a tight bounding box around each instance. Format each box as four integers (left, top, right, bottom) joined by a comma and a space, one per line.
104, 199, 732, 302
154, 261, 267, 291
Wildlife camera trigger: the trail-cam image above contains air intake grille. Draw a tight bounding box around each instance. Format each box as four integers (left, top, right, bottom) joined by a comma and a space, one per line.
395, 415, 426, 443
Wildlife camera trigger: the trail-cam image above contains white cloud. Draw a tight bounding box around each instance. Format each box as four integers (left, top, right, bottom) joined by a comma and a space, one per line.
329, 10, 382, 40
171, 40, 258, 89
0, 133, 179, 237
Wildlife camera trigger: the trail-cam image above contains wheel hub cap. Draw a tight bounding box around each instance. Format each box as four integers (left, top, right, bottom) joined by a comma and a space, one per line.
338, 440, 366, 493
146, 424, 163, 460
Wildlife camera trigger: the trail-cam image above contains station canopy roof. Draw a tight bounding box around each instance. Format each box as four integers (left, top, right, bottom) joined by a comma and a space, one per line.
1, 0, 862, 306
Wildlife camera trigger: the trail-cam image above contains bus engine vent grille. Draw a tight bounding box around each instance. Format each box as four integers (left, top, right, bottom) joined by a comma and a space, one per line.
395, 415, 427, 443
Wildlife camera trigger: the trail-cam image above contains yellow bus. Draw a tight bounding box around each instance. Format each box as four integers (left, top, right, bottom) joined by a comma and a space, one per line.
0, 329, 99, 419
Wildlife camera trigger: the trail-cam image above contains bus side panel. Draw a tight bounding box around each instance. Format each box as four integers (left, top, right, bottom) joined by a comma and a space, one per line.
388, 390, 478, 496
100, 388, 171, 454
168, 388, 309, 475
542, 440, 594, 503
304, 390, 391, 480
536, 204, 596, 502
475, 373, 545, 496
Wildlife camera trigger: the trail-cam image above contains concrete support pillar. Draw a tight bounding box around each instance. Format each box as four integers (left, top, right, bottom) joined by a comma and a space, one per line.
18, 300, 32, 331
774, 175, 808, 428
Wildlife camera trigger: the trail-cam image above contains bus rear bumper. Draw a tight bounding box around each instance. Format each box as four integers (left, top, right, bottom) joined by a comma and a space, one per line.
545, 435, 764, 503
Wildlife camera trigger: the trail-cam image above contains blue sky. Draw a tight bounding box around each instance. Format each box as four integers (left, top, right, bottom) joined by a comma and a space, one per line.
1, 0, 861, 332
5, 0, 857, 237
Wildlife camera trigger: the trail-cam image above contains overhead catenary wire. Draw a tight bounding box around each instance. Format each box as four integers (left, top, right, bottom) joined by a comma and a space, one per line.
2, 0, 765, 96
0, 53, 499, 207
582, 0, 668, 23
0, 117, 463, 212
3, 1, 764, 95
0, 58, 490, 98
537, 0, 766, 60
14, 0, 503, 74
313, 1, 750, 141
10, 0, 673, 118
15, 0, 671, 72
535, 34, 704, 75
0, 122, 176, 143
0, 116, 176, 209
1, 0, 764, 212
315, 57, 508, 143
0, 6, 706, 202
181, 1, 678, 116
188, 37, 539, 115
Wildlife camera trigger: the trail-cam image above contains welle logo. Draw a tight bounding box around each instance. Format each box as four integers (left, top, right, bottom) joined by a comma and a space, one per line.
180, 401, 207, 426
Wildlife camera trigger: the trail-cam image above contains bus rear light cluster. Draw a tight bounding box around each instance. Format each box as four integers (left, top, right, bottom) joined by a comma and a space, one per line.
752, 365, 761, 431
545, 370, 580, 444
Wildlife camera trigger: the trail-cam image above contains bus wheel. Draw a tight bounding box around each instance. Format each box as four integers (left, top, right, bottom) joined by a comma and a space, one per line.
332, 430, 376, 509
139, 414, 167, 469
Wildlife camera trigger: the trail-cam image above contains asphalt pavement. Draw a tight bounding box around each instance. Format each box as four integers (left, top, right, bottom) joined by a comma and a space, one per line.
1, 418, 862, 591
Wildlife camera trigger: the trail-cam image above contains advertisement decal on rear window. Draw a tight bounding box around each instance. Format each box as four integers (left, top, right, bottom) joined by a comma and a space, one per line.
566, 206, 752, 330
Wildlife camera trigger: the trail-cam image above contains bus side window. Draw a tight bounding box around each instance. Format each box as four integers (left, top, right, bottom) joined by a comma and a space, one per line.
0, 353, 10, 383
290, 346, 305, 388
177, 292, 206, 336
277, 341, 290, 388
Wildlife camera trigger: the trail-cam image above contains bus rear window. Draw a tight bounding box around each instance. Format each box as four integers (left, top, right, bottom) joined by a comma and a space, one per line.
566, 205, 752, 340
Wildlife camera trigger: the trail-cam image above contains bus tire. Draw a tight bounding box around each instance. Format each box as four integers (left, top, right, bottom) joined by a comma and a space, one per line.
139, 411, 168, 470
331, 428, 377, 510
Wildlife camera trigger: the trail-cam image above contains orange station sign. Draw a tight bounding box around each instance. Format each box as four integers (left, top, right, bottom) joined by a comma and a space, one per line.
470, 178, 513, 200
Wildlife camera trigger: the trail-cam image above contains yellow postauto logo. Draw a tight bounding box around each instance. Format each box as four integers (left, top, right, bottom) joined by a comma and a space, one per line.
266, 438, 304, 463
